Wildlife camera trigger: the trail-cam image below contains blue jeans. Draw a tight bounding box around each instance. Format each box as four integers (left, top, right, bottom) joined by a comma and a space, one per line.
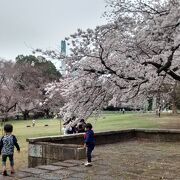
87, 144, 95, 162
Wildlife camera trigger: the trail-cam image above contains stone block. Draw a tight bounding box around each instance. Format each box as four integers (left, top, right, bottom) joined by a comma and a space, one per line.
54, 169, 74, 178
21, 168, 49, 174
28, 144, 42, 158
76, 147, 86, 160
20, 178, 43, 180
63, 148, 76, 160
37, 165, 63, 171
28, 156, 46, 168
64, 159, 83, 165
15, 171, 32, 178
64, 178, 83, 180
38, 172, 64, 180
71, 172, 87, 179
43, 144, 63, 160
90, 175, 116, 180
46, 158, 59, 165
68, 166, 87, 172
52, 161, 77, 167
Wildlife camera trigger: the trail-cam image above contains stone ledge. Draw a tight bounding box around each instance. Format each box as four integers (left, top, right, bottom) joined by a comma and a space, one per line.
27, 128, 180, 143
27, 128, 180, 168
135, 128, 180, 133
27, 129, 135, 143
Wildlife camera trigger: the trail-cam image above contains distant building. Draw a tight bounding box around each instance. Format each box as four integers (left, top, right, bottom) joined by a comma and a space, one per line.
60, 40, 67, 75
61, 40, 66, 55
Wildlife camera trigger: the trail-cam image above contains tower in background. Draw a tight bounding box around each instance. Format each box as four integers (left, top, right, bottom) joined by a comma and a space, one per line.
60, 40, 67, 75
61, 40, 66, 56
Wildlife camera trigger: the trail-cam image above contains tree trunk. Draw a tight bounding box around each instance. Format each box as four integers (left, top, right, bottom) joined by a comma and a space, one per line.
4, 112, 8, 121
172, 98, 177, 114
44, 108, 50, 118
171, 81, 178, 114
23, 110, 29, 120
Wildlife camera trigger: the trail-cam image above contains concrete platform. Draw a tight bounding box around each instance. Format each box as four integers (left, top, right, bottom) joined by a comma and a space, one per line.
5, 141, 180, 179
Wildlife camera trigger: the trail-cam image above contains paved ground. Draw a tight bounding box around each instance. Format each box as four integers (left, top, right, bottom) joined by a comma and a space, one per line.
1, 141, 180, 179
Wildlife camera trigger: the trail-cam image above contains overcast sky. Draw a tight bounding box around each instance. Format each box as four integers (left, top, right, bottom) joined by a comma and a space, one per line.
0, 0, 107, 60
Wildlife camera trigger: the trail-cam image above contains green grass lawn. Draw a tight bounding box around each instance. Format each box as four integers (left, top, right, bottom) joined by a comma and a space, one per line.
0, 112, 180, 170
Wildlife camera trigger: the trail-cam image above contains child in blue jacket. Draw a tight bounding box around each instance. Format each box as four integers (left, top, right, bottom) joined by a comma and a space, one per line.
84, 123, 95, 166
0, 124, 20, 176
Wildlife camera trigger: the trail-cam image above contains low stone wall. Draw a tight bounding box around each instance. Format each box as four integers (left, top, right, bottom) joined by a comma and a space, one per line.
135, 128, 180, 142
28, 142, 85, 168
27, 129, 135, 144
27, 129, 135, 167
27, 129, 180, 167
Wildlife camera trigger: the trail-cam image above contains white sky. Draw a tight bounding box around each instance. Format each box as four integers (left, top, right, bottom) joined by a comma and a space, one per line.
0, 0, 107, 60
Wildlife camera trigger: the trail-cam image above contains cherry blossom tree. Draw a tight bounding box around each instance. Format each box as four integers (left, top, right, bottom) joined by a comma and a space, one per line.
0, 60, 19, 120
42, 82, 65, 117
14, 63, 45, 119
0, 58, 60, 120
14, 55, 61, 119
41, 0, 180, 124
105, 0, 180, 80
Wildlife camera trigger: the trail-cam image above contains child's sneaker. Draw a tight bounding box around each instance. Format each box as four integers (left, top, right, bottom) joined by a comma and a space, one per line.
84, 162, 92, 167
2, 170, 8, 176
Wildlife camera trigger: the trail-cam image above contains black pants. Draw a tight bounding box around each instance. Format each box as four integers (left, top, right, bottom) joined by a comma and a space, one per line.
2, 154, 14, 166
87, 144, 95, 163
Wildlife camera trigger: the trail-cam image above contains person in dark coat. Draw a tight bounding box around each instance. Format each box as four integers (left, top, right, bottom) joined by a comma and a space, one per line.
83, 123, 95, 166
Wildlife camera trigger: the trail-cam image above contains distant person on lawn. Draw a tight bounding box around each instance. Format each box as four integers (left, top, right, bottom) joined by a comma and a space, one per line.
0, 124, 20, 176
32, 119, 36, 127
84, 123, 95, 167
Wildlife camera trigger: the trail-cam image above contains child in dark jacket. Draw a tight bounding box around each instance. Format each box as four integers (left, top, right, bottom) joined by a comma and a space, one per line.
84, 123, 95, 166
0, 124, 20, 176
